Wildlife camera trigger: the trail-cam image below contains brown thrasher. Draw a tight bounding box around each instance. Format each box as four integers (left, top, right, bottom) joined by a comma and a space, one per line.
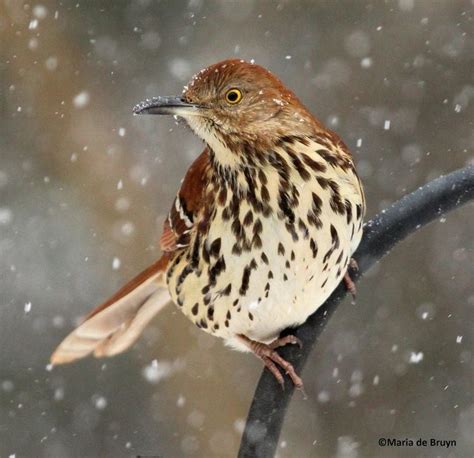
51, 59, 365, 388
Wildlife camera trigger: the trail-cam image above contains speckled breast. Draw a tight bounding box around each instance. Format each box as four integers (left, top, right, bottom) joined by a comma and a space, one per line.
166, 137, 364, 344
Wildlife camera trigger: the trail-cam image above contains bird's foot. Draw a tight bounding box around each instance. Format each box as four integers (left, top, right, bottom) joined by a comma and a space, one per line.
269, 334, 303, 350
344, 258, 358, 303
238, 334, 304, 390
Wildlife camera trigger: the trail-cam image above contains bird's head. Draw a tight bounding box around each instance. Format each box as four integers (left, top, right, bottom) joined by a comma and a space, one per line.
134, 59, 322, 167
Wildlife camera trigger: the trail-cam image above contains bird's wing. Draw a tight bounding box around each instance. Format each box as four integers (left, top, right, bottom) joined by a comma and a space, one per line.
160, 148, 212, 252
50, 150, 211, 365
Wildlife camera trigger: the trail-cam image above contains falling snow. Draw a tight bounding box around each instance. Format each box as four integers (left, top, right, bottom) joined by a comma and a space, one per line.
409, 352, 424, 364
28, 19, 39, 30
112, 257, 121, 270
1, 2, 472, 457
0, 208, 13, 225
142, 359, 184, 384
45, 56, 59, 71
93, 396, 108, 410
33, 5, 48, 19
73, 91, 90, 108
318, 390, 330, 403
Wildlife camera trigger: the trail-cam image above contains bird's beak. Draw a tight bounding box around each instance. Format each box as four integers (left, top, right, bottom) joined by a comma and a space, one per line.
133, 96, 201, 116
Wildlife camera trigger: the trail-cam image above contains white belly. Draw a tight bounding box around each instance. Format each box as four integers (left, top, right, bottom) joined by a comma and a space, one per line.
222, 206, 362, 352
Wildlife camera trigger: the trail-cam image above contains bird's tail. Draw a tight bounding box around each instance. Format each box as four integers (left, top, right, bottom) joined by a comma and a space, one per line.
50, 256, 170, 365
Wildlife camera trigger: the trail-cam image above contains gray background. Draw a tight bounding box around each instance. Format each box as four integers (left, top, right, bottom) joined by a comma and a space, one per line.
0, 0, 473, 457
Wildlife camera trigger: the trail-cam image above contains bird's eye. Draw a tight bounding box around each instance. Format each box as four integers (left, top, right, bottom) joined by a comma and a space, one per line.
225, 88, 242, 105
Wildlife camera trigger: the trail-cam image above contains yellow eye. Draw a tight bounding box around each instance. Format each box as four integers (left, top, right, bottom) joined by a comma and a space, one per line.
225, 88, 242, 105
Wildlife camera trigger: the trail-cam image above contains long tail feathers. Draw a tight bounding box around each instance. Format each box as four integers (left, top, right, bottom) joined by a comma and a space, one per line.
50, 256, 170, 365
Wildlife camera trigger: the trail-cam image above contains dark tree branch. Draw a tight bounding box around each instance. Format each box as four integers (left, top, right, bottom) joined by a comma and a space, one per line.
238, 165, 474, 458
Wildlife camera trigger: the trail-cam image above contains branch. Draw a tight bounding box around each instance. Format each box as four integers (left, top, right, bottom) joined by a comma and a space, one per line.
238, 165, 474, 458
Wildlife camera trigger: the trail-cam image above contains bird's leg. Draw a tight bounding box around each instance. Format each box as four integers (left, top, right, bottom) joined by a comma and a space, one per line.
269, 334, 303, 350
343, 272, 357, 298
344, 257, 358, 301
238, 334, 304, 389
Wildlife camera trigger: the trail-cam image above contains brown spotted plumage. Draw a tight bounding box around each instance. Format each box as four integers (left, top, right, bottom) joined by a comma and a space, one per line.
51, 59, 365, 388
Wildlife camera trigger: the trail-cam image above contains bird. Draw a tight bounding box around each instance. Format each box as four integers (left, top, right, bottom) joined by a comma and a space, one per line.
50, 59, 365, 388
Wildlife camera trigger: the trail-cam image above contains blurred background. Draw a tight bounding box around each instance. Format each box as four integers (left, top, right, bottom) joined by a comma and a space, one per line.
0, 1, 473, 457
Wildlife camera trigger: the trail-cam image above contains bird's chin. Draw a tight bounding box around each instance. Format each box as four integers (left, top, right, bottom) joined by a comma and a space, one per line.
181, 115, 216, 140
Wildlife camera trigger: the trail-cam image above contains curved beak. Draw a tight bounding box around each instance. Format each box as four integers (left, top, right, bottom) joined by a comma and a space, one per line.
133, 96, 201, 116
